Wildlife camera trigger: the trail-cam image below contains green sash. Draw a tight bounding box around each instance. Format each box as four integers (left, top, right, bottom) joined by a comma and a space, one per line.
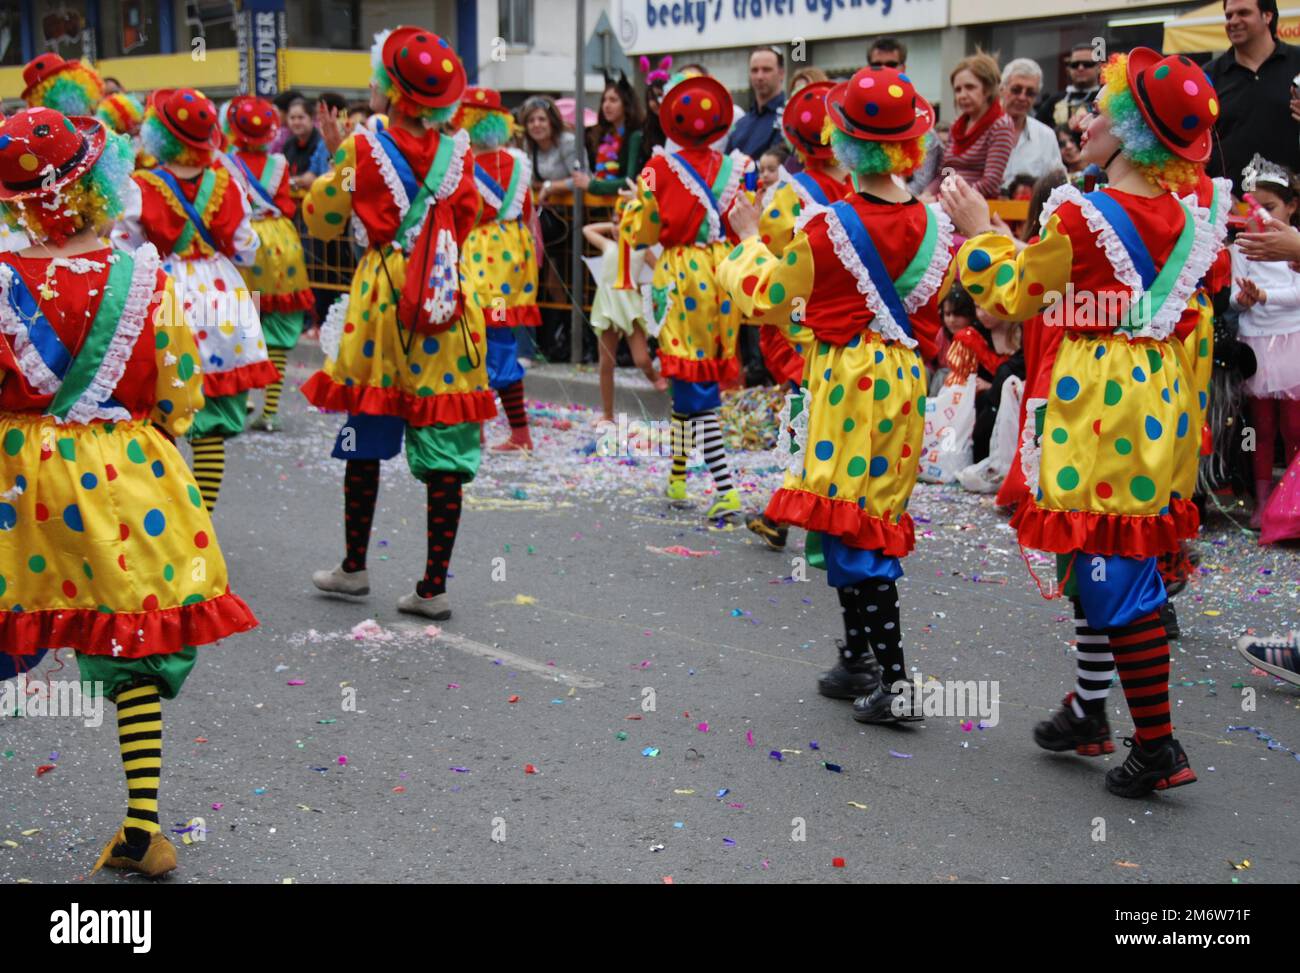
695, 154, 735, 244
172, 168, 218, 255
1118, 200, 1196, 335
394, 133, 457, 251
47, 253, 135, 420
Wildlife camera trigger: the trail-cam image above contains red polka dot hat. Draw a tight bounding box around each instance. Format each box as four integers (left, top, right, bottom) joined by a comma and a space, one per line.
1125, 48, 1217, 163
825, 66, 934, 142
660, 75, 734, 148
380, 27, 467, 109
151, 88, 219, 150
783, 81, 836, 162
226, 94, 279, 148
20, 53, 99, 104
0, 107, 107, 201
462, 87, 504, 113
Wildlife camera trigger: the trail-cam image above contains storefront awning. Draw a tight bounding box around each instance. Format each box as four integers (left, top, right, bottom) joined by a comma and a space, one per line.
1164, 1, 1300, 53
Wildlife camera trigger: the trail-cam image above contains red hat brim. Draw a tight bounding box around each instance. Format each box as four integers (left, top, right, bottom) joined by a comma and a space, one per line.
0, 116, 108, 201
1124, 47, 1212, 163
152, 89, 218, 150
382, 27, 467, 109
659, 76, 733, 147
825, 79, 934, 143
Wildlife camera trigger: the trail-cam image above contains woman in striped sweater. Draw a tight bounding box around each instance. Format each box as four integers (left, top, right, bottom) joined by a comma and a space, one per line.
926, 52, 1016, 200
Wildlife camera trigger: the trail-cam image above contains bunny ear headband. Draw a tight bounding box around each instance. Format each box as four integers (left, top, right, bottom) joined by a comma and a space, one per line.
638, 55, 673, 86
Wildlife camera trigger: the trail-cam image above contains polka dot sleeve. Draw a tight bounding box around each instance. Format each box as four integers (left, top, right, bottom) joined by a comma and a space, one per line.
149, 273, 206, 438
615, 172, 662, 290
955, 213, 1074, 322
302, 135, 358, 242
716, 232, 813, 337
757, 182, 802, 259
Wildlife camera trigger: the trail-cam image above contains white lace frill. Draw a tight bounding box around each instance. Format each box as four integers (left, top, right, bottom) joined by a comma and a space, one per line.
904, 203, 955, 314
1019, 396, 1047, 492
498, 148, 533, 222
320, 293, 350, 362
63, 244, 160, 425
0, 264, 63, 395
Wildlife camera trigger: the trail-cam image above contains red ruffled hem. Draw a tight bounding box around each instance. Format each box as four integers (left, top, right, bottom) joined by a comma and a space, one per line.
1012, 497, 1200, 557
658, 354, 740, 384
300, 372, 498, 426
259, 289, 315, 314
203, 359, 281, 398
0, 589, 258, 658
767, 488, 915, 557
487, 305, 541, 328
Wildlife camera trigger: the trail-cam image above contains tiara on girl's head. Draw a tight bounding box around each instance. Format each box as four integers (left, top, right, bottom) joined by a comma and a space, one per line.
1242, 153, 1292, 193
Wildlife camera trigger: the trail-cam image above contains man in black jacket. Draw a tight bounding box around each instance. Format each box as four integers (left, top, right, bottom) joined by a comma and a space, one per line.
1207, 0, 1300, 191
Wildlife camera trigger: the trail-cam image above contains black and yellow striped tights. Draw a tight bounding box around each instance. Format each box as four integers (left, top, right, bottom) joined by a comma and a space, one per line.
190, 436, 226, 513
263, 346, 289, 418
116, 683, 163, 850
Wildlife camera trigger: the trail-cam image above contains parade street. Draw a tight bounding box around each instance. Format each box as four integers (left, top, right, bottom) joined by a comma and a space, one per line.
2, 344, 1296, 885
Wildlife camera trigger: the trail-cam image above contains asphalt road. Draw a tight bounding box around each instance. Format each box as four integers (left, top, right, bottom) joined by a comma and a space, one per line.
2, 342, 1297, 884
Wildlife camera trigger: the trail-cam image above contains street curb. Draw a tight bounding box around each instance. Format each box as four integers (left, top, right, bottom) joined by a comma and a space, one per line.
521, 363, 670, 419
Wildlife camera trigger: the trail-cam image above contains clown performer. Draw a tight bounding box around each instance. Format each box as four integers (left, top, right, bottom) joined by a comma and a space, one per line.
0, 108, 257, 876
300, 28, 490, 621
939, 49, 1222, 797
113, 88, 275, 513
456, 87, 540, 452
720, 67, 952, 723
747, 80, 855, 551
616, 73, 755, 520
221, 95, 314, 432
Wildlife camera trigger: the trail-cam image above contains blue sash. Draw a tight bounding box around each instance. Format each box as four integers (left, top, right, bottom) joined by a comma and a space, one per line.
829, 200, 914, 341
151, 168, 220, 252
1085, 190, 1157, 290
4, 270, 124, 410
792, 171, 831, 207
670, 151, 722, 220
5, 274, 72, 379
474, 162, 507, 203
375, 130, 421, 203
229, 152, 278, 211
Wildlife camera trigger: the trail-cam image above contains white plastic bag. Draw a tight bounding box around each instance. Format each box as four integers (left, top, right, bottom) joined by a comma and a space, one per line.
958, 375, 1023, 493
919, 375, 976, 483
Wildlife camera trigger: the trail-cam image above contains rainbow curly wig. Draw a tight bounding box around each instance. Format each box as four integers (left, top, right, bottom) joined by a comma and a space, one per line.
826, 118, 928, 178
24, 61, 104, 115
371, 30, 459, 127
1098, 54, 1199, 194
457, 105, 514, 149
140, 108, 211, 167
97, 92, 145, 136
0, 126, 137, 246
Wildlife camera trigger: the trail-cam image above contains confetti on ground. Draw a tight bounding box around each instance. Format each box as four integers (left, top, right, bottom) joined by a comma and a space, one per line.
513, 594, 537, 606
846, 802, 869, 810
889, 751, 913, 760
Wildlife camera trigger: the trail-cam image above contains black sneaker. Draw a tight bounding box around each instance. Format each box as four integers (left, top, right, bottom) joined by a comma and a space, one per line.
746, 514, 788, 551
818, 643, 880, 700
1105, 737, 1198, 798
852, 682, 922, 724
1033, 694, 1115, 756
1160, 600, 1181, 641
1235, 631, 1300, 687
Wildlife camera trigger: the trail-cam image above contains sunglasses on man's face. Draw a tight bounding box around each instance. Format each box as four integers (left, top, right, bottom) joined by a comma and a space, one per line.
1067, 60, 1097, 69
870, 59, 901, 69
1007, 85, 1038, 97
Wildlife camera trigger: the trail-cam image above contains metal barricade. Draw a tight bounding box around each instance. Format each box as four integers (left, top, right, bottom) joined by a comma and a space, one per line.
292, 188, 357, 297
535, 191, 618, 316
